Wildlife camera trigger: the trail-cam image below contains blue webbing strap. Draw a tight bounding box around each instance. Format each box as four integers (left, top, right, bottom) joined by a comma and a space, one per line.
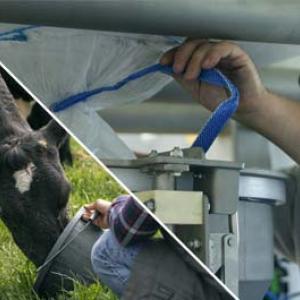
0, 25, 40, 42
50, 64, 164, 112
160, 65, 239, 151
189, 69, 239, 151
51, 63, 239, 152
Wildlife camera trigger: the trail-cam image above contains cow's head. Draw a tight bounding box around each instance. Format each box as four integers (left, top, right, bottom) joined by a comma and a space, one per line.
0, 74, 71, 266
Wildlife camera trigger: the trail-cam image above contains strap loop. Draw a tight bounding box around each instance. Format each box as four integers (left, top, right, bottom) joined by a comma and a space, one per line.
51, 63, 239, 152
0, 25, 40, 42
160, 65, 239, 151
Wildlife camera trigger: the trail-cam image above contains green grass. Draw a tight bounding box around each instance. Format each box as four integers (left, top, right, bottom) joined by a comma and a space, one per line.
0, 140, 124, 300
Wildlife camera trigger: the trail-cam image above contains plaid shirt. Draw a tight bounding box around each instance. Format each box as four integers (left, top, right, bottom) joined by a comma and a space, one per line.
108, 195, 159, 246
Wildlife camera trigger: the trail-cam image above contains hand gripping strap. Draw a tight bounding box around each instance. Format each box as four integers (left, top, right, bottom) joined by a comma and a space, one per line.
51, 63, 239, 152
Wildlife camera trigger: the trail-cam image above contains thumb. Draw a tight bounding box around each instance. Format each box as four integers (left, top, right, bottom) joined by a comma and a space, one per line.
95, 199, 110, 214
84, 202, 97, 212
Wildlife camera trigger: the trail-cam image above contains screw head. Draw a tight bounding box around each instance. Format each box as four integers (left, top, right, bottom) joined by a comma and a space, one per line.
207, 202, 211, 213
170, 147, 183, 158
227, 237, 235, 247
188, 239, 202, 250
149, 150, 158, 157
145, 199, 156, 212
193, 173, 202, 179
173, 172, 182, 177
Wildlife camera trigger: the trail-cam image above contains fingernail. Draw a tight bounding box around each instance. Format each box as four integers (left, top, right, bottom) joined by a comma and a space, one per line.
183, 72, 193, 80
173, 64, 183, 74
160, 57, 167, 65
203, 59, 212, 69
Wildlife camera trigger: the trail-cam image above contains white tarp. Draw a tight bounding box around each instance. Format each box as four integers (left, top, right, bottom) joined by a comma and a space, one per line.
0, 24, 178, 159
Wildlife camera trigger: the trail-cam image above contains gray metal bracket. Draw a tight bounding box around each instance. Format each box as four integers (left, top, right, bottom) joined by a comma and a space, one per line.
223, 234, 239, 295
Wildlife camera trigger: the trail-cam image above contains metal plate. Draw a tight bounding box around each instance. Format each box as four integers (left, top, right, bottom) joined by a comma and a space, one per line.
239, 169, 287, 205
108, 157, 287, 205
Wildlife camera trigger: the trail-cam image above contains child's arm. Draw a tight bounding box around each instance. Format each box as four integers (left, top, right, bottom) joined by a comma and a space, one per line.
108, 195, 159, 246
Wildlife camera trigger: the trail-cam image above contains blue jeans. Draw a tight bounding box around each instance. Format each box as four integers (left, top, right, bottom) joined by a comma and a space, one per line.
91, 230, 148, 297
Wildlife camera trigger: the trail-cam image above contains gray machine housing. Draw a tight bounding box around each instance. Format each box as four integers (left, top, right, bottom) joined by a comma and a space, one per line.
104, 147, 287, 300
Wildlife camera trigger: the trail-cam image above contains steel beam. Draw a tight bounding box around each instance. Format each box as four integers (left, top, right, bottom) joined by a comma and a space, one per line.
99, 103, 211, 134
0, 1, 300, 44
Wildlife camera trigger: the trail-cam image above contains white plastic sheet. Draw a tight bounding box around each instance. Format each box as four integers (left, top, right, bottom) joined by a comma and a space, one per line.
0, 24, 177, 159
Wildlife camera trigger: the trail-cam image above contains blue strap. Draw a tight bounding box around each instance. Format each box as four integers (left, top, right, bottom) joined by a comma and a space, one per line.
51, 63, 239, 152
160, 65, 239, 151
0, 25, 40, 42
189, 68, 239, 151
50, 64, 164, 112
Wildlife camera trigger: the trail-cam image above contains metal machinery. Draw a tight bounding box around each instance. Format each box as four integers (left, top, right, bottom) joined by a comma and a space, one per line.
104, 147, 287, 300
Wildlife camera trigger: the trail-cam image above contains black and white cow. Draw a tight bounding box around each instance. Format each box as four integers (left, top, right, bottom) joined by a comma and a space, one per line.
0, 74, 71, 266
0, 66, 73, 166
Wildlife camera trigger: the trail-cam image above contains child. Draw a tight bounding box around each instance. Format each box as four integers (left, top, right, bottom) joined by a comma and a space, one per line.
82, 195, 159, 297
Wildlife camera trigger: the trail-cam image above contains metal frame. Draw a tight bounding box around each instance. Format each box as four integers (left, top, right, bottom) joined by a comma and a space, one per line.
1, 1, 300, 44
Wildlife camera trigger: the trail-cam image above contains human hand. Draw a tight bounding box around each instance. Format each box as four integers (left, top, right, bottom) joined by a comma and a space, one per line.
82, 199, 111, 229
160, 39, 268, 123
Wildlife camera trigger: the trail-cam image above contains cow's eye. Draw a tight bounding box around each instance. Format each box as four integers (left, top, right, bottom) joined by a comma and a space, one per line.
35, 144, 46, 154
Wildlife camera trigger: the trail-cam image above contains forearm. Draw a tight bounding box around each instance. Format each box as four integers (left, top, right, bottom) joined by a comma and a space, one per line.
108, 195, 159, 246
238, 91, 300, 164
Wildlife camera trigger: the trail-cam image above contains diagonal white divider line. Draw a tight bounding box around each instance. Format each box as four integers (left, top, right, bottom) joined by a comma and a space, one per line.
0, 60, 239, 300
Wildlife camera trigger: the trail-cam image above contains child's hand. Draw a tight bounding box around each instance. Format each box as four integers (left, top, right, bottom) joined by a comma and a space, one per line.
82, 199, 111, 229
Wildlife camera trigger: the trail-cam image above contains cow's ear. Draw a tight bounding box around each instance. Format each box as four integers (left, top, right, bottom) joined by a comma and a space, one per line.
41, 120, 67, 148
0, 71, 31, 138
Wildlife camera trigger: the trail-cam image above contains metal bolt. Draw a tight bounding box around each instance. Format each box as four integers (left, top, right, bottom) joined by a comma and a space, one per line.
173, 172, 182, 177
188, 239, 202, 250
144, 199, 156, 212
193, 173, 202, 179
227, 237, 235, 247
149, 150, 158, 157
209, 239, 215, 250
207, 202, 211, 213
170, 147, 184, 158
